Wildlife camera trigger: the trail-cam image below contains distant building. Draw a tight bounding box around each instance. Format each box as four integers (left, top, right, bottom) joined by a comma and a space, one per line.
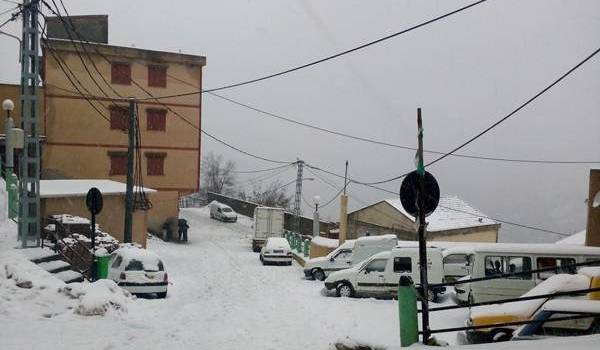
347, 196, 500, 242
39, 15, 206, 234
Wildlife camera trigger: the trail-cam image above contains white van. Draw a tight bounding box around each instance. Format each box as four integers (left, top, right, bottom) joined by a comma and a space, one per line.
303, 240, 356, 281
454, 243, 600, 304
209, 201, 238, 222
303, 235, 397, 281
324, 246, 445, 301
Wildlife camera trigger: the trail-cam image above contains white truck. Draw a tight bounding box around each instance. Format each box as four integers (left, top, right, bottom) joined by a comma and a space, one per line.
303, 234, 397, 281
252, 206, 285, 252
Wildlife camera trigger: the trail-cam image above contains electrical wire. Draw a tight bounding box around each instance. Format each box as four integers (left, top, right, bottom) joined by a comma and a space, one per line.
136, 0, 489, 100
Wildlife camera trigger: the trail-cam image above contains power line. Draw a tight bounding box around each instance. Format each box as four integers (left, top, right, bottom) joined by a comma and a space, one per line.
205, 91, 600, 165
137, 0, 489, 100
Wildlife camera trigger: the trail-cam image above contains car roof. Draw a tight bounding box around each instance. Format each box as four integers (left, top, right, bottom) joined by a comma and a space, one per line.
541, 299, 600, 314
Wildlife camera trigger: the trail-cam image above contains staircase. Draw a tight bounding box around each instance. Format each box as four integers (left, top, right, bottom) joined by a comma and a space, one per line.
22, 247, 86, 283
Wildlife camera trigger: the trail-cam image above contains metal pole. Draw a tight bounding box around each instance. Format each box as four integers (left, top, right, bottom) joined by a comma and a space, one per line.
18, 0, 41, 247
90, 212, 96, 281
5, 108, 14, 174
124, 98, 135, 243
416, 108, 430, 344
338, 161, 349, 244
293, 159, 304, 233
313, 203, 319, 236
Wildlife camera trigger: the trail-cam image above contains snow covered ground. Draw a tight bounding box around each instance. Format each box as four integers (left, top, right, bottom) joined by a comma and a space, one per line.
1, 205, 599, 349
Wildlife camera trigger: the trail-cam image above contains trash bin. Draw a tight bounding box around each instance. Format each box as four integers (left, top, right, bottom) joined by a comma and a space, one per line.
95, 250, 111, 279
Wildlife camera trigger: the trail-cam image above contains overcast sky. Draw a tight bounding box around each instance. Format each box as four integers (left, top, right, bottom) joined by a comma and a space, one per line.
1, 0, 599, 242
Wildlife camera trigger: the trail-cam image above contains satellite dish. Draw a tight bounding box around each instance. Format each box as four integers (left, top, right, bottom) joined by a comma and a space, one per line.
593, 191, 600, 208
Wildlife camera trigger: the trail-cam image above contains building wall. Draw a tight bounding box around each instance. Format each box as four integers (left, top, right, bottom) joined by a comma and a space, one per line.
41, 39, 205, 229
41, 194, 148, 247
348, 201, 500, 242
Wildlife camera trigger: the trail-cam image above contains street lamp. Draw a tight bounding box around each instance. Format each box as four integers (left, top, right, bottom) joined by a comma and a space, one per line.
2, 99, 15, 173
312, 195, 321, 237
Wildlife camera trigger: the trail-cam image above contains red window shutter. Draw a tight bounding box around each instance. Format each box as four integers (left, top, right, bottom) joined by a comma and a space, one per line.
146, 152, 166, 176
147, 109, 166, 131
110, 107, 128, 130
109, 154, 128, 175
148, 65, 167, 87
111, 63, 131, 85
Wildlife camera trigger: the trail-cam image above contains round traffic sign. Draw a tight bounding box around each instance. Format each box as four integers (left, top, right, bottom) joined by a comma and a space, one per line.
86, 187, 103, 215
399, 171, 440, 218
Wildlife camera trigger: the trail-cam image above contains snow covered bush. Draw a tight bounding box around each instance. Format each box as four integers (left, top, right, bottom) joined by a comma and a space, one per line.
60, 279, 133, 316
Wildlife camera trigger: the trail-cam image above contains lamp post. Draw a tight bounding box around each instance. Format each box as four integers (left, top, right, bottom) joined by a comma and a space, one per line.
2, 99, 15, 175
312, 195, 320, 237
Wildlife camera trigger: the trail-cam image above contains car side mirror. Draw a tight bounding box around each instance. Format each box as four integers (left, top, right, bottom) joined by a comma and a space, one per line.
329, 257, 335, 262
364, 269, 370, 274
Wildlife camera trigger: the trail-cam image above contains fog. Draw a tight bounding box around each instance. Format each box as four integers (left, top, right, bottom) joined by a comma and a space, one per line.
1, 0, 599, 242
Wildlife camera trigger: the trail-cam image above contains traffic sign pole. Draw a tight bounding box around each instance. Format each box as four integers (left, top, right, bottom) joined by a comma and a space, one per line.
86, 187, 103, 281
416, 108, 431, 344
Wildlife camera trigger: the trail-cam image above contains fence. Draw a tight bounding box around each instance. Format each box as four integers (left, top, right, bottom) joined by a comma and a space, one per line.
283, 230, 311, 258
407, 258, 600, 344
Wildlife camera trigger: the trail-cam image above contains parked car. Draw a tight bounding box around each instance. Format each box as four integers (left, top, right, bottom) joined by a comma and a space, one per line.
260, 237, 293, 265
210, 201, 238, 222
252, 207, 284, 252
324, 246, 445, 301
511, 299, 600, 340
107, 245, 168, 298
458, 268, 600, 345
453, 243, 600, 305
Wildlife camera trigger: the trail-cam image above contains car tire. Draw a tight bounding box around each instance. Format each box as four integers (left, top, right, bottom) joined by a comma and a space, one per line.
312, 268, 326, 281
157, 291, 167, 299
490, 329, 512, 342
336, 282, 354, 298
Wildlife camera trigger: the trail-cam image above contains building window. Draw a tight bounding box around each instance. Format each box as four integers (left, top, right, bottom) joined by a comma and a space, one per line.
108, 152, 128, 176
147, 108, 166, 131
146, 152, 166, 176
110, 106, 128, 130
148, 65, 167, 87
111, 62, 131, 85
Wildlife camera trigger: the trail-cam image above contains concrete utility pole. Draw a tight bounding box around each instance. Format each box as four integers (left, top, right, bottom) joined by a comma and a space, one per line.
124, 98, 135, 243
293, 159, 304, 234
312, 195, 320, 236
338, 161, 348, 245
18, 0, 41, 247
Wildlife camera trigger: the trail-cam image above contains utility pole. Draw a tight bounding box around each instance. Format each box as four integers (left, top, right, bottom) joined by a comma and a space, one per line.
338, 161, 348, 245
124, 98, 135, 243
18, 0, 41, 247
416, 108, 430, 344
293, 159, 304, 234
312, 195, 320, 237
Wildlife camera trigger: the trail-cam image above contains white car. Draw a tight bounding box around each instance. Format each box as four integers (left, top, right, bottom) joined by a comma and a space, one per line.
260, 237, 293, 265
107, 245, 168, 298
210, 201, 238, 222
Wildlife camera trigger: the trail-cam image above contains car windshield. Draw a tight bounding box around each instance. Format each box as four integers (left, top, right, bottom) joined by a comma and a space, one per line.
222, 208, 232, 212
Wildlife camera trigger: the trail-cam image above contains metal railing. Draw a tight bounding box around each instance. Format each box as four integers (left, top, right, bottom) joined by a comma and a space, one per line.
43, 220, 93, 281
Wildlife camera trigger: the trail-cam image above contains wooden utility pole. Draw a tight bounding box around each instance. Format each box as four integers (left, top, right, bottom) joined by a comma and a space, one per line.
124, 98, 135, 243
586, 169, 600, 247
416, 108, 430, 344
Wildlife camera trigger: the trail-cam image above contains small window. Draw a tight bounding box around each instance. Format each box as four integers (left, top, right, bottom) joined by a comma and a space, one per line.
111, 62, 131, 85
146, 152, 166, 176
148, 65, 167, 87
485, 256, 532, 280
394, 257, 412, 273
444, 254, 468, 265
334, 249, 352, 260
111, 255, 123, 268
125, 259, 144, 271
365, 259, 387, 273
146, 108, 166, 131
110, 106, 128, 130
537, 257, 577, 280
109, 152, 128, 176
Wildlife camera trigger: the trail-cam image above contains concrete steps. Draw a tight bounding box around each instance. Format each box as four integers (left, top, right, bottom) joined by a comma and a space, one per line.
25, 247, 87, 284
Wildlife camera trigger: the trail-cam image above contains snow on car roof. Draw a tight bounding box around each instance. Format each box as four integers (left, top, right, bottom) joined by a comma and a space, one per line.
384, 196, 497, 231
470, 274, 591, 320
469, 242, 600, 255
39, 179, 155, 198
311, 236, 340, 249
266, 237, 290, 249
541, 299, 600, 314
113, 245, 162, 267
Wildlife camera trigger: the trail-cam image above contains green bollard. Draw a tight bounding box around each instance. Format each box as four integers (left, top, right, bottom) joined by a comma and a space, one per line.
303, 239, 309, 257
398, 276, 418, 347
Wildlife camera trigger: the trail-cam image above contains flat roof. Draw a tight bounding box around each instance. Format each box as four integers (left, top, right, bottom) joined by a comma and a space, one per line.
40, 179, 155, 198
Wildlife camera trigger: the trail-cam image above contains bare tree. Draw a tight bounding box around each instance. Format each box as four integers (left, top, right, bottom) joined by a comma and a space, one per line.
243, 180, 293, 209
201, 152, 236, 195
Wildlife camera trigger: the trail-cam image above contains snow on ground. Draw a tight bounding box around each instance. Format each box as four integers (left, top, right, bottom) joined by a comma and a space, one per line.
1, 205, 599, 349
